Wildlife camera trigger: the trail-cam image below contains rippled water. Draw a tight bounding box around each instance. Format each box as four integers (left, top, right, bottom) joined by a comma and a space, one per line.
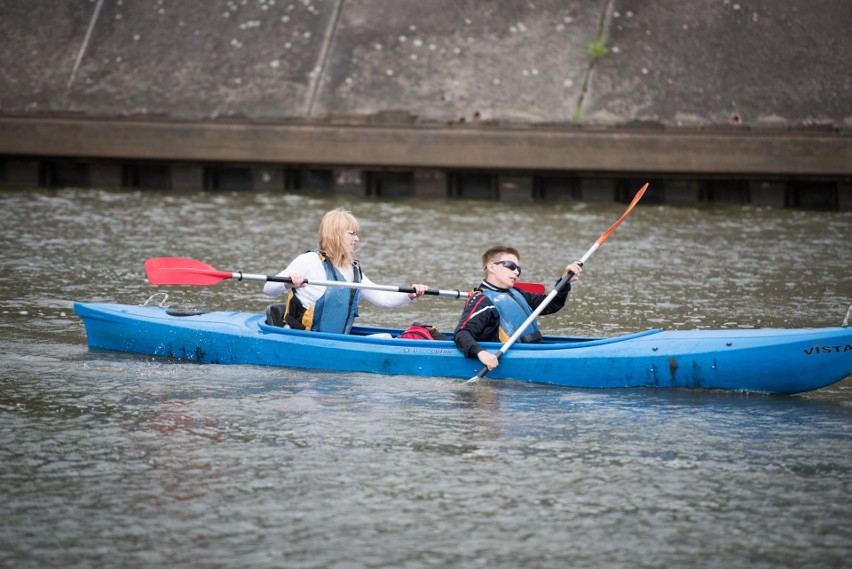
1, 188, 851, 568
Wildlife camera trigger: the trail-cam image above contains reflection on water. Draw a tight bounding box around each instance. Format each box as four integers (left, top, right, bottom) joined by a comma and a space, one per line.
1, 188, 851, 568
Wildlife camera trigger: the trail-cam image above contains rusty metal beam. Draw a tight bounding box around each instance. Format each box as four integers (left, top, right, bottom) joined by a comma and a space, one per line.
0, 115, 849, 177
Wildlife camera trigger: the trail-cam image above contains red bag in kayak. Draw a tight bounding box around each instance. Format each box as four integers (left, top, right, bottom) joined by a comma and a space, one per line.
399, 323, 451, 341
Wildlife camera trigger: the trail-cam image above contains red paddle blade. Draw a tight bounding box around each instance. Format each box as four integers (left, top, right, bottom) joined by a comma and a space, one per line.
145, 257, 232, 286
514, 282, 546, 294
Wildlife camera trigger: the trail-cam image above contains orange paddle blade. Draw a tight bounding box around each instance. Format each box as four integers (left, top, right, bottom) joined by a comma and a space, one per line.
596, 182, 649, 247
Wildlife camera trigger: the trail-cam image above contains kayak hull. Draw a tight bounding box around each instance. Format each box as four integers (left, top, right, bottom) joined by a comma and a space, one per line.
74, 302, 852, 394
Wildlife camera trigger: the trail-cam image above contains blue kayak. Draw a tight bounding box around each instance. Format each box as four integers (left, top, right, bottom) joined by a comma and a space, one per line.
74, 302, 852, 394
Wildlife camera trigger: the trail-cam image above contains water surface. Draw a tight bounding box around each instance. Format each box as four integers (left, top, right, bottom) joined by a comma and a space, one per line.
1, 188, 850, 568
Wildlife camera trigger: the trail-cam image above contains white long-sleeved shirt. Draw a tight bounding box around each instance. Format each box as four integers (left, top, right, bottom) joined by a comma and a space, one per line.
263, 251, 415, 309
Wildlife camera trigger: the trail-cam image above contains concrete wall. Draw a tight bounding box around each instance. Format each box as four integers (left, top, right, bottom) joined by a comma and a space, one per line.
2, 0, 850, 128
0, 0, 850, 204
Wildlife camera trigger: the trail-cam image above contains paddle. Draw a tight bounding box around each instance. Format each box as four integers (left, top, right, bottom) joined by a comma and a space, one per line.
470, 182, 650, 381
145, 257, 546, 299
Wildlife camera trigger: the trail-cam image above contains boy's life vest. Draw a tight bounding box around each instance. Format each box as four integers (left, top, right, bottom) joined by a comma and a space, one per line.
481, 287, 542, 343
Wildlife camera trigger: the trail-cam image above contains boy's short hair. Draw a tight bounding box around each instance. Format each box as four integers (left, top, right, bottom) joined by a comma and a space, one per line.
481, 246, 520, 271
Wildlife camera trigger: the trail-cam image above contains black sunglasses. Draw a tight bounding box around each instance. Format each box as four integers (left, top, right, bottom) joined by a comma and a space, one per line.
493, 260, 522, 275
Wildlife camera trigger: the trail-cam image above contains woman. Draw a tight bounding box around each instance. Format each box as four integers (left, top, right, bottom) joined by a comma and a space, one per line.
454, 245, 582, 370
263, 208, 428, 334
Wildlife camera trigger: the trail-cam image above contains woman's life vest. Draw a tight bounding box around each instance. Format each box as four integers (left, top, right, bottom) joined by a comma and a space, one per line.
283, 250, 362, 334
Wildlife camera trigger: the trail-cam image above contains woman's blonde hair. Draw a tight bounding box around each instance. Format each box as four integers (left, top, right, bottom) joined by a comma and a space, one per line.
318, 208, 360, 267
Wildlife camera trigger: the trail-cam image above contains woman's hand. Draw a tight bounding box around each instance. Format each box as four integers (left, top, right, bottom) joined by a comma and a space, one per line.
408, 283, 428, 299
288, 273, 307, 288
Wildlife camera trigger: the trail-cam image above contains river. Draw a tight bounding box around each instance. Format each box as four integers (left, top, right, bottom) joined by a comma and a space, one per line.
1, 187, 851, 568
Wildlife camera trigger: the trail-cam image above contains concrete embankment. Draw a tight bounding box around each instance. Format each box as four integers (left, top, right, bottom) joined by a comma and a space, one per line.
1, 0, 850, 208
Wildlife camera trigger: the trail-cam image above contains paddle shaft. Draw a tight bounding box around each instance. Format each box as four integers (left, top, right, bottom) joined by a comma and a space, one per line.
471, 183, 649, 380
146, 257, 547, 298
220, 271, 469, 299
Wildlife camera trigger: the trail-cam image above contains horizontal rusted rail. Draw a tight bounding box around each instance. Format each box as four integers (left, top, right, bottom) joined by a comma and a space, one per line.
0, 115, 849, 177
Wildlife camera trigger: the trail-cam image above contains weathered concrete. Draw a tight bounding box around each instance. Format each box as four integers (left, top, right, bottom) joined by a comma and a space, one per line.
3, 0, 849, 126
1, 0, 601, 122
586, 0, 852, 128
0, 0, 850, 189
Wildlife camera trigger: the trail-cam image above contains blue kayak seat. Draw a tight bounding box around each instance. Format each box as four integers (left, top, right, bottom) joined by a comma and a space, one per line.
265, 303, 287, 327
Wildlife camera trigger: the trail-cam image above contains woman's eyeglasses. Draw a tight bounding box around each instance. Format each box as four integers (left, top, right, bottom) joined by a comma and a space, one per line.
345, 230, 359, 237
493, 260, 522, 275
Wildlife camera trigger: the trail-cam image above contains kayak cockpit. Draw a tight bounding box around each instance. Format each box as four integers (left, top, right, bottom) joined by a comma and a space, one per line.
258, 319, 663, 350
